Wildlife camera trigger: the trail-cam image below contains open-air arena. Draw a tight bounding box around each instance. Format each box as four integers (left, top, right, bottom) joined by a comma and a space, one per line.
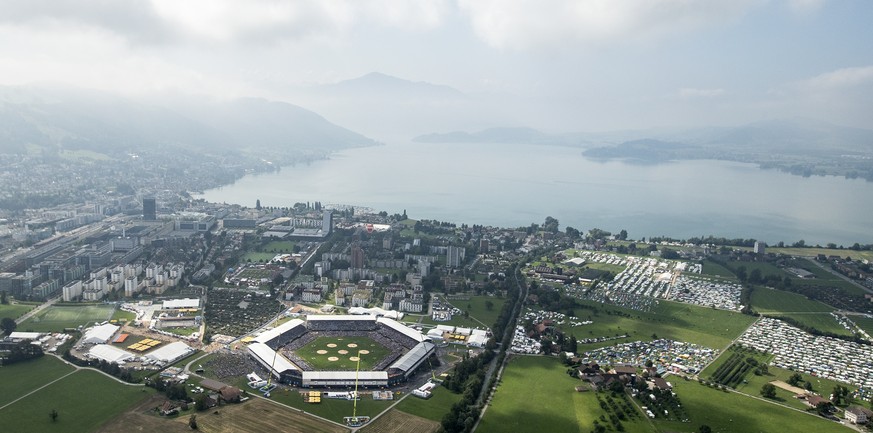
248, 315, 436, 388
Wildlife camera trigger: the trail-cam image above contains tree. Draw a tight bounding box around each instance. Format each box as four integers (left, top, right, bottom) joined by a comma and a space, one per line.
0, 291, 7, 304
699, 425, 712, 433
485, 300, 494, 311
787, 372, 803, 387
50, 409, 58, 422
760, 383, 777, 399
1, 317, 16, 335
189, 414, 198, 430
618, 229, 628, 240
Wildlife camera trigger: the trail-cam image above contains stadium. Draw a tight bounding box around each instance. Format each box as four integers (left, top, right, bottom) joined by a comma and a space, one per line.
247, 315, 436, 388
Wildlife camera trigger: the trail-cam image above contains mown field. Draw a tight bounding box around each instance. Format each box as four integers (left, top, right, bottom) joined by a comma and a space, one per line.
360, 409, 439, 433
394, 387, 461, 421
750, 287, 834, 314
0, 356, 76, 408
0, 303, 34, 321
420, 295, 507, 329
0, 368, 153, 433
775, 313, 855, 336
655, 380, 852, 433
571, 300, 756, 350
478, 355, 652, 433
295, 336, 391, 371
766, 247, 873, 262
192, 398, 348, 433
18, 304, 115, 332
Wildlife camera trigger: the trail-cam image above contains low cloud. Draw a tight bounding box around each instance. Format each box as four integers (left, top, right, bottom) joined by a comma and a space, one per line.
679, 87, 726, 98
800, 65, 873, 90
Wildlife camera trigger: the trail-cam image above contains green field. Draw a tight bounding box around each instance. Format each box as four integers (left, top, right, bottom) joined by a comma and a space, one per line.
750, 287, 834, 314
110, 309, 136, 322
774, 313, 855, 336
478, 355, 651, 433
420, 295, 507, 329
766, 247, 873, 262
0, 356, 76, 407
294, 336, 391, 371
19, 304, 115, 332
262, 240, 296, 252
394, 387, 462, 421
571, 300, 757, 350
852, 315, 873, 336
786, 258, 868, 296
700, 260, 737, 279
0, 303, 33, 321
0, 369, 153, 433
655, 380, 852, 433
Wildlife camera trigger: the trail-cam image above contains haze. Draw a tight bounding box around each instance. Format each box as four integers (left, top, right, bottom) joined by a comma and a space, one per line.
1, 0, 872, 138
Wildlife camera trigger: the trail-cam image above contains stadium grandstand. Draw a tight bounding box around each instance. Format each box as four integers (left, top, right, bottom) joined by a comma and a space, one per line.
246, 315, 435, 388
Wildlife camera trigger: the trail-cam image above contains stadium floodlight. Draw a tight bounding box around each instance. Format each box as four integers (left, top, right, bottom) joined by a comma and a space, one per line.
344, 350, 370, 427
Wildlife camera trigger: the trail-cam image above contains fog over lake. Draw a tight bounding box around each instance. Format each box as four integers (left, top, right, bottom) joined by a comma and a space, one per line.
199, 141, 873, 246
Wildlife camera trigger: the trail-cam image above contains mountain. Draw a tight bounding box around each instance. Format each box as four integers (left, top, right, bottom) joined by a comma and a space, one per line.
280, 72, 515, 140
0, 85, 376, 158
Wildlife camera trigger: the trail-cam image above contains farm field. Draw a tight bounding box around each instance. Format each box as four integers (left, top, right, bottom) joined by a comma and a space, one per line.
655, 380, 852, 433
750, 287, 834, 314
478, 355, 651, 433
0, 369, 153, 433
572, 300, 756, 350
191, 398, 348, 433
18, 304, 115, 332
0, 303, 34, 320
360, 409, 439, 433
295, 336, 391, 371
0, 356, 76, 408
394, 387, 461, 421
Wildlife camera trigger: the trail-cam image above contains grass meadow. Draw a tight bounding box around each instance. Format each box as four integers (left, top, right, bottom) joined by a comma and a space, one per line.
0, 367, 153, 433
750, 287, 834, 314
570, 300, 756, 350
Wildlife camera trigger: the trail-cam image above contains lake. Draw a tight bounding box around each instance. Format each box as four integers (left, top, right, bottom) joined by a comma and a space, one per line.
198, 141, 873, 246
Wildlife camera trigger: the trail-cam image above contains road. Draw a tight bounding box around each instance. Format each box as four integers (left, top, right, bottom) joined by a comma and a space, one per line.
809, 259, 873, 297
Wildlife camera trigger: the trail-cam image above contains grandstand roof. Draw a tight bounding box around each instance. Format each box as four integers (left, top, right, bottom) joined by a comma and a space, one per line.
302, 371, 388, 381
255, 319, 305, 344
248, 342, 299, 375
376, 317, 426, 343
307, 314, 375, 322
88, 344, 135, 364
82, 323, 119, 344
162, 298, 200, 309
389, 341, 436, 372
145, 341, 193, 363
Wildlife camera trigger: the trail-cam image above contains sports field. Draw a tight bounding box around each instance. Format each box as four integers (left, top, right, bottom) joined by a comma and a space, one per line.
422, 295, 507, 329
0, 368, 153, 433
295, 336, 391, 371
19, 304, 115, 332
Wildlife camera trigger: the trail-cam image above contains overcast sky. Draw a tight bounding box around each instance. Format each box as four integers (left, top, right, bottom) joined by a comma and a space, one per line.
1, 0, 871, 130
